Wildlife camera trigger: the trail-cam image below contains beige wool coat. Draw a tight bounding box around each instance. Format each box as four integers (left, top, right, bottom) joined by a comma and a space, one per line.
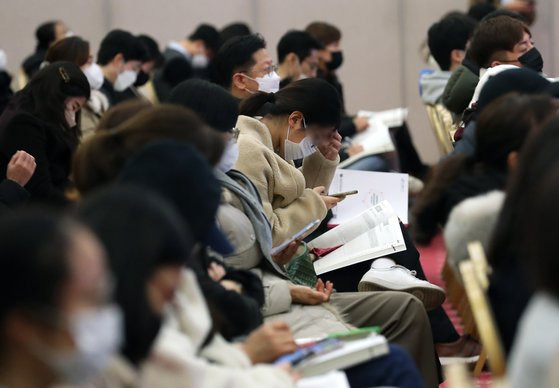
234, 115, 339, 246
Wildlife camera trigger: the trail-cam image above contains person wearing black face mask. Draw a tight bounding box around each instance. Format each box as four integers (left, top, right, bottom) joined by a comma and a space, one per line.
114, 34, 164, 104
518, 46, 544, 73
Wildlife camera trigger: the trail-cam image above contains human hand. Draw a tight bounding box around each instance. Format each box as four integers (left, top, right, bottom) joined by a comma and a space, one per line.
242, 321, 297, 364
317, 131, 342, 161
313, 186, 342, 210
347, 144, 364, 157
208, 261, 226, 282
289, 279, 334, 305
272, 240, 301, 266
6, 150, 36, 187
353, 116, 370, 132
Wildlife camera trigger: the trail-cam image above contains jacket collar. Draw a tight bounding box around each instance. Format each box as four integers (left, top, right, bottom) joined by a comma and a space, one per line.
236, 115, 275, 151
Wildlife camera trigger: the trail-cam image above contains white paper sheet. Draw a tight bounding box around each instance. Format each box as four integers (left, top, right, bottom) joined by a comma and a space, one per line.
329, 169, 409, 224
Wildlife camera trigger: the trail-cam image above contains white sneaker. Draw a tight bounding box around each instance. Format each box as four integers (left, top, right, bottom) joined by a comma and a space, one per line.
358, 258, 446, 311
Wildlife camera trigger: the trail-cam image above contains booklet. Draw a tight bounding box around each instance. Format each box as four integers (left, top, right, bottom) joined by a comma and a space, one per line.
329, 169, 409, 224
337, 108, 408, 169
295, 333, 389, 378
308, 201, 406, 275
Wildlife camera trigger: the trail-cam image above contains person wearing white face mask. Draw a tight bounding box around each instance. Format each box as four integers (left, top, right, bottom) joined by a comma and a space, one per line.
161, 24, 219, 77
78, 30, 147, 140
214, 34, 283, 100
0, 62, 89, 204
0, 211, 122, 387
233, 78, 343, 246
276, 30, 322, 89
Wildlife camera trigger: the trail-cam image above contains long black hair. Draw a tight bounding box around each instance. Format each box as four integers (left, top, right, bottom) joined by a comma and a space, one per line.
10, 61, 90, 140
0, 210, 75, 351
76, 186, 194, 365
240, 78, 341, 129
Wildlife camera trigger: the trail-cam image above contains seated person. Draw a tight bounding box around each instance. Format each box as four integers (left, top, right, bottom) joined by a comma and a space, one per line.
82, 30, 147, 137
167, 78, 440, 386
213, 34, 279, 99
420, 12, 476, 105
114, 34, 164, 104
78, 183, 295, 387
488, 115, 559, 355
413, 93, 556, 245
508, 131, 559, 388
276, 30, 322, 88
0, 62, 90, 204
0, 209, 120, 387
21, 20, 68, 80
442, 11, 532, 116
451, 68, 549, 157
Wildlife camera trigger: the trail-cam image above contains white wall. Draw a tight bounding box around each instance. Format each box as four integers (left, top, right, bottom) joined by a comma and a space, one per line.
1, 0, 556, 163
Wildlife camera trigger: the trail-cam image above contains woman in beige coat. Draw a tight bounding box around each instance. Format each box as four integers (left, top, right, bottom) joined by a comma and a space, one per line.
234, 78, 343, 247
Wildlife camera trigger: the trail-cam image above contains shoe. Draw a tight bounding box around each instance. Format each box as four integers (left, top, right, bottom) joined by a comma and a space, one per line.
358, 258, 446, 311
436, 335, 481, 365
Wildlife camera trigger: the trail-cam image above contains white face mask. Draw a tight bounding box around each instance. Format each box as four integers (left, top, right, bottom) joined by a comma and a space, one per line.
114, 69, 138, 91
284, 117, 316, 161
32, 305, 123, 385
245, 71, 281, 94
65, 105, 77, 128
217, 138, 239, 173
82, 63, 104, 90
191, 54, 209, 69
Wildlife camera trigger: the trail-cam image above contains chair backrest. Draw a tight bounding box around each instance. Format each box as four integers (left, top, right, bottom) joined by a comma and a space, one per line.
467, 241, 490, 290
426, 104, 454, 156
460, 259, 506, 377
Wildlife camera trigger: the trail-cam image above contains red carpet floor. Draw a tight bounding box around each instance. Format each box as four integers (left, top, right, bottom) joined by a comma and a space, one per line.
417, 233, 493, 387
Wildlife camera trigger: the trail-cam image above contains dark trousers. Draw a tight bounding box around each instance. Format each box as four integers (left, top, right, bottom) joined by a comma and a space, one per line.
345, 344, 426, 388
320, 222, 460, 344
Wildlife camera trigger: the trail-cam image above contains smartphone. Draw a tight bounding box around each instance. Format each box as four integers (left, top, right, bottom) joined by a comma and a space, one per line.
328, 190, 358, 198
270, 219, 321, 256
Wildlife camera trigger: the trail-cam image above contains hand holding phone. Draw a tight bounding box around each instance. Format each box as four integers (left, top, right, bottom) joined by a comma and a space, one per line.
270, 219, 320, 256
328, 190, 358, 198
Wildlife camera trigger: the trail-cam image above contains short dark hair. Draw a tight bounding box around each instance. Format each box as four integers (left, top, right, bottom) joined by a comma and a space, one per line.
77, 186, 194, 365
189, 23, 220, 53
219, 22, 252, 48
35, 21, 58, 51
240, 78, 341, 129
468, 16, 530, 68
97, 29, 148, 66
45, 36, 90, 67
138, 34, 163, 66
467, 3, 497, 21
428, 13, 477, 71
277, 30, 323, 64
168, 79, 238, 133
305, 22, 342, 46
212, 34, 266, 88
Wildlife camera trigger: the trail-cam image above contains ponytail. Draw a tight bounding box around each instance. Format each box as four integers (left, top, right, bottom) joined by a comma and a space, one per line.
239, 91, 276, 117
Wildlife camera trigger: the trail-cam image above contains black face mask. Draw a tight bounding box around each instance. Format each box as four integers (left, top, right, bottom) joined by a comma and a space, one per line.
326, 51, 344, 71
518, 47, 544, 73
134, 70, 150, 87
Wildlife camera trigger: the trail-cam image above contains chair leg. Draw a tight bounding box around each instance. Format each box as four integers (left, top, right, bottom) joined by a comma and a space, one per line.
473, 348, 487, 377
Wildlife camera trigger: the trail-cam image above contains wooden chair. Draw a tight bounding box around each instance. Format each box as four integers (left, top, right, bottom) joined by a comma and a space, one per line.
460, 258, 506, 378
426, 103, 454, 156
